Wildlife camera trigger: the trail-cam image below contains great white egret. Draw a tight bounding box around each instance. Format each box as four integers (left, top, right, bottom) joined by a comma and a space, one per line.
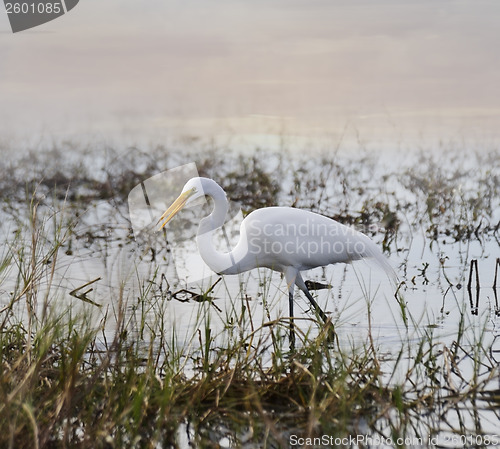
158, 177, 393, 340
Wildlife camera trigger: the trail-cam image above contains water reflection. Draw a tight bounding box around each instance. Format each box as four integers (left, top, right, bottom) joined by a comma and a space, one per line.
1, 143, 499, 445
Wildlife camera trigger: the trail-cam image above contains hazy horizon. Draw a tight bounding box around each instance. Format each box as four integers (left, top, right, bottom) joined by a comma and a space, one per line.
1, 0, 500, 148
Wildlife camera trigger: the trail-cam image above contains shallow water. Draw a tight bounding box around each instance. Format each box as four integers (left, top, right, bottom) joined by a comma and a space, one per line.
1, 143, 499, 445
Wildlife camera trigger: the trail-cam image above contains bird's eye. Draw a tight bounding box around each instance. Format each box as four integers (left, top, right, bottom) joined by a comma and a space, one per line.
191, 187, 197, 194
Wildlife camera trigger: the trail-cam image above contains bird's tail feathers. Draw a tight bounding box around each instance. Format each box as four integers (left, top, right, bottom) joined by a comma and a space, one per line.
356, 233, 397, 284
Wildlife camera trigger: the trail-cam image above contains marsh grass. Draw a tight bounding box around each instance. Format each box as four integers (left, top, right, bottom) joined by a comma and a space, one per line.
1, 286, 498, 448
0, 142, 499, 448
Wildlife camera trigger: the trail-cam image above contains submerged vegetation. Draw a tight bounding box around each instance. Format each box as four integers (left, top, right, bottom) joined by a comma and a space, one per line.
0, 139, 499, 447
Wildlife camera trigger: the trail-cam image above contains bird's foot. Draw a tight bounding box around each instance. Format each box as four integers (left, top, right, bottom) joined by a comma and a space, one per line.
305, 280, 332, 291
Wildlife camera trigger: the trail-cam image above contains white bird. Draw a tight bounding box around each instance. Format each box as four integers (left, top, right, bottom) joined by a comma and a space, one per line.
158, 177, 393, 340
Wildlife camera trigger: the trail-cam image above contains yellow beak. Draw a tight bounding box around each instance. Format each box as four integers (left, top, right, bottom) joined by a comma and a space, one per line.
157, 189, 195, 230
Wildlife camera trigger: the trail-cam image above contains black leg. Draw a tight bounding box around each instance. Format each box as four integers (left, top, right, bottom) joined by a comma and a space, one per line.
302, 287, 328, 323
301, 283, 337, 345
289, 290, 296, 350
290, 272, 336, 344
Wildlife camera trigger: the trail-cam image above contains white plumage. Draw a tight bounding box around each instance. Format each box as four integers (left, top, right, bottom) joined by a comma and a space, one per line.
159, 177, 393, 332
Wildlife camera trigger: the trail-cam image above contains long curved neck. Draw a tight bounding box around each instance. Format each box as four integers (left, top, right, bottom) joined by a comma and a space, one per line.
196, 178, 237, 274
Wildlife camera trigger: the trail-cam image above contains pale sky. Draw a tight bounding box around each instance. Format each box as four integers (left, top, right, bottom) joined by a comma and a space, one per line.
1, 0, 500, 147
